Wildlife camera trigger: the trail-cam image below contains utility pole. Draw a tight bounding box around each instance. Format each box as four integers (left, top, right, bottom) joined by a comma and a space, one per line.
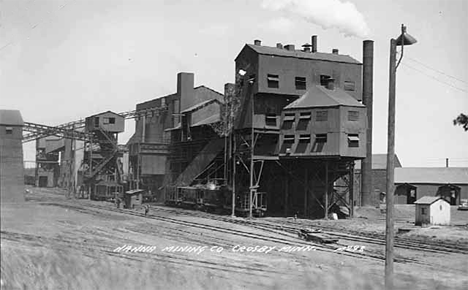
249, 89, 254, 219
385, 37, 397, 290
385, 25, 416, 290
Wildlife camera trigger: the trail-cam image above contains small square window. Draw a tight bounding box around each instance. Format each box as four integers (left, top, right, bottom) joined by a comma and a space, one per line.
316, 111, 328, 122
421, 207, 426, 215
267, 74, 279, 88
320, 75, 331, 86
295, 77, 306, 90
265, 114, 277, 127
348, 134, 359, 147
94, 117, 99, 127
5, 127, 13, 134
344, 81, 355, 91
348, 111, 359, 121
109, 117, 116, 124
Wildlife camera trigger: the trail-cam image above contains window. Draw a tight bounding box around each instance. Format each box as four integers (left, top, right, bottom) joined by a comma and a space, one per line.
103, 117, 116, 125
421, 208, 426, 215
316, 111, 328, 121
312, 134, 327, 152
320, 75, 331, 86
297, 112, 311, 130
348, 134, 360, 147
282, 113, 295, 130
344, 81, 355, 91
295, 77, 306, 90
267, 74, 279, 88
296, 134, 310, 153
94, 117, 99, 127
300, 112, 312, 120
284, 135, 295, 143
265, 114, 277, 127
5, 127, 13, 134
348, 111, 359, 121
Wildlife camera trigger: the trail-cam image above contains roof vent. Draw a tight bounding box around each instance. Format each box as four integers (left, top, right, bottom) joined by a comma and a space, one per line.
254, 39, 261, 46
332, 49, 339, 54
276, 43, 283, 49
284, 44, 295, 51
302, 43, 311, 52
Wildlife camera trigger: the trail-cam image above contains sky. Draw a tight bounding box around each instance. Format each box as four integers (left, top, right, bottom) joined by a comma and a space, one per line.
1, 0, 467, 168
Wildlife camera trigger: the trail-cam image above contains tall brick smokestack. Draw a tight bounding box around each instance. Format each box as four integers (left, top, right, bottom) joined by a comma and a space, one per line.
311, 35, 317, 52
361, 40, 374, 206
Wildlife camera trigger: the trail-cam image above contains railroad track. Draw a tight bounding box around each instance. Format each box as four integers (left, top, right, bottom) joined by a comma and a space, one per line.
29, 189, 467, 257
39, 200, 421, 265
143, 205, 468, 256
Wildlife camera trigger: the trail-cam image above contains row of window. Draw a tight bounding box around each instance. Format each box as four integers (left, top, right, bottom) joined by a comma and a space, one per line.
282, 133, 360, 147
265, 110, 360, 127
94, 116, 116, 127
266, 74, 356, 91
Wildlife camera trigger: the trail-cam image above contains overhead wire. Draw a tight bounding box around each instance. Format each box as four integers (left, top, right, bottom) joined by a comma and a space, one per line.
406, 56, 468, 85
400, 62, 467, 93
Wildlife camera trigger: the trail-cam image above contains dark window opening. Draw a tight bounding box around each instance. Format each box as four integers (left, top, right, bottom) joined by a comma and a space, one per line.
282, 114, 295, 130
295, 77, 306, 90
280, 135, 295, 154
421, 208, 426, 215
348, 111, 359, 121
320, 75, 331, 86
297, 112, 311, 130
344, 81, 355, 91
296, 134, 310, 153
109, 117, 116, 124
265, 114, 277, 127
312, 134, 327, 152
94, 117, 99, 127
284, 135, 295, 143
5, 127, 13, 134
316, 110, 328, 121
267, 74, 279, 88
348, 134, 359, 147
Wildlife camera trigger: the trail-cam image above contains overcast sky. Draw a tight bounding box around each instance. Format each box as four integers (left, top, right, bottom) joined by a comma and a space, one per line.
1, 0, 467, 167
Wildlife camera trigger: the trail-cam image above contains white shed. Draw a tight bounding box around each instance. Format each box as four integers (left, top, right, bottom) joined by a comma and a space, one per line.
414, 196, 450, 226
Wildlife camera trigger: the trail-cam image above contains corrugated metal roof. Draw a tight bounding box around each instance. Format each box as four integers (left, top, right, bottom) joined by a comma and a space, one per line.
355, 154, 402, 170
181, 99, 222, 114
395, 167, 468, 185
0, 110, 24, 126
244, 44, 361, 64
284, 85, 364, 110
191, 113, 220, 127
414, 196, 445, 205
87, 110, 123, 119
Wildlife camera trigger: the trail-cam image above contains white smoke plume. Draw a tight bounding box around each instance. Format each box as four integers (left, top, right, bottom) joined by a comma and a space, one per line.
261, 0, 370, 38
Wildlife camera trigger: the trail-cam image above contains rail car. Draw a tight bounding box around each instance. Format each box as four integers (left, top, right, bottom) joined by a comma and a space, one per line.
165, 185, 267, 216
91, 183, 124, 201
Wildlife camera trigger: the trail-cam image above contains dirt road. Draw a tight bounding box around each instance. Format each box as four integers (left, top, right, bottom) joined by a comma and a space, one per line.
1, 187, 467, 290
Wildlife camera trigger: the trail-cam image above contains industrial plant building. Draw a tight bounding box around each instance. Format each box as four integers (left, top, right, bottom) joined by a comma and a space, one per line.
0, 110, 25, 202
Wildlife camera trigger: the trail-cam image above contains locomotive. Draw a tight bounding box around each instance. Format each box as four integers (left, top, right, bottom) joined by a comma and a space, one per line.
164, 181, 267, 217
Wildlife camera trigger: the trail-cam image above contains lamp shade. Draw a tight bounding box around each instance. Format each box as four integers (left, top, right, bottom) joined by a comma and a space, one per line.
396, 33, 417, 46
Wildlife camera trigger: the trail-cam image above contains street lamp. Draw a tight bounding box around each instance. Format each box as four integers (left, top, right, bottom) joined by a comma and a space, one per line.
385, 24, 417, 290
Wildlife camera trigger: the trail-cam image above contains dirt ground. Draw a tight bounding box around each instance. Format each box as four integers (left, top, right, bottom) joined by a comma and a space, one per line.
1, 187, 467, 290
